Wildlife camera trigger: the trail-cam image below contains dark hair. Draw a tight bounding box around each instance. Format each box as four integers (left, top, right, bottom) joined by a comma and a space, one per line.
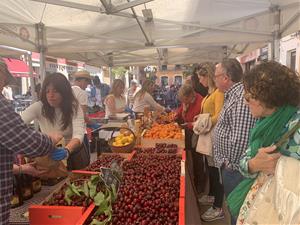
93, 76, 100, 85
221, 58, 243, 82
191, 66, 208, 97
40, 73, 78, 130
243, 61, 300, 108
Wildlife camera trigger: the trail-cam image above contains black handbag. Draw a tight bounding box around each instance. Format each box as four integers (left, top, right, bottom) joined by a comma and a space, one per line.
67, 134, 90, 170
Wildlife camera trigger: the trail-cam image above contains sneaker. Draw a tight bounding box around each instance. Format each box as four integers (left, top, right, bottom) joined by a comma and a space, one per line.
198, 195, 215, 205
201, 207, 224, 222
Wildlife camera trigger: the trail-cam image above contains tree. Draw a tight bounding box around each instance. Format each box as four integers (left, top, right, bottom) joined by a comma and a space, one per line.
111, 67, 127, 80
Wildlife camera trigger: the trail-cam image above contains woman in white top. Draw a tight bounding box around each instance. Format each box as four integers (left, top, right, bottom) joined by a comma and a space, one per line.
104, 79, 126, 117
133, 80, 165, 113
21, 73, 85, 158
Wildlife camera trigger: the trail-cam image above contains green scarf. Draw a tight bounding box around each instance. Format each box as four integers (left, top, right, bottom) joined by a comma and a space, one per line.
227, 105, 297, 217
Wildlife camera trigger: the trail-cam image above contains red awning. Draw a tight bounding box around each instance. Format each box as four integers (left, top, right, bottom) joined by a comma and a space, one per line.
3, 57, 37, 78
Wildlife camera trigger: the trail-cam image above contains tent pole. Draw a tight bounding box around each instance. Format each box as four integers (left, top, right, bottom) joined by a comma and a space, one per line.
109, 67, 113, 85
26, 52, 37, 102
271, 6, 281, 62
35, 23, 47, 82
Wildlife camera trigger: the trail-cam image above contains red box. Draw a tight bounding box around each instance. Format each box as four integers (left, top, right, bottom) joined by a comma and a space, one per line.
29, 171, 98, 225
75, 203, 96, 225
179, 197, 185, 225
29, 204, 94, 225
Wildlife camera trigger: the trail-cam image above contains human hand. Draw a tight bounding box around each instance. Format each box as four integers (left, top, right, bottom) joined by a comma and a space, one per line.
21, 162, 48, 177
48, 133, 63, 145
249, 145, 281, 174
50, 147, 69, 161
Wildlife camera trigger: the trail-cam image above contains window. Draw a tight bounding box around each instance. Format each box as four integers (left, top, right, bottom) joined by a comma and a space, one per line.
175, 64, 181, 70
290, 50, 296, 71
161, 65, 167, 71
161, 76, 168, 87
174, 75, 182, 86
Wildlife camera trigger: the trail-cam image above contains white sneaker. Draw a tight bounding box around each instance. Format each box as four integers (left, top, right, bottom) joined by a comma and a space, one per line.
201, 207, 224, 222
198, 195, 215, 205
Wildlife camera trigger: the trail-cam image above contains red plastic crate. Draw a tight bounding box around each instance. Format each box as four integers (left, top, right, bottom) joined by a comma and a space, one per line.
29, 204, 95, 225
75, 203, 96, 225
179, 197, 185, 225
29, 171, 98, 225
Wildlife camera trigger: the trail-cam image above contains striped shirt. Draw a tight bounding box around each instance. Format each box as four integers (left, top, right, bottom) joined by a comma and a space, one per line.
213, 82, 256, 170
0, 95, 54, 224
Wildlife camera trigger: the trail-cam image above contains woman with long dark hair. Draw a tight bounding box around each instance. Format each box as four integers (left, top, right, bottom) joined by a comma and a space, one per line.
21, 73, 85, 164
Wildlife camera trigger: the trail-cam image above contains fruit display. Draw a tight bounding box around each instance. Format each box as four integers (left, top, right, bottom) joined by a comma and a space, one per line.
112, 133, 134, 147
156, 112, 177, 124
134, 144, 178, 154
143, 123, 183, 139
112, 154, 181, 225
87, 154, 125, 172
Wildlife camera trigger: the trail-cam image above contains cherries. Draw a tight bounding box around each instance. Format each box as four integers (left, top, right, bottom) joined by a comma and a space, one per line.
87, 155, 124, 172
111, 154, 181, 225
134, 144, 178, 154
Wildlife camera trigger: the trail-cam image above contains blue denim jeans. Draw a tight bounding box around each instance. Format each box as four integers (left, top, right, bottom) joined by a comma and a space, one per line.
221, 167, 244, 225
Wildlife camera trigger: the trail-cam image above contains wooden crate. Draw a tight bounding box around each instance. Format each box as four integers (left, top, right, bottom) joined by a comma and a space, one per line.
140, 129, 185, 148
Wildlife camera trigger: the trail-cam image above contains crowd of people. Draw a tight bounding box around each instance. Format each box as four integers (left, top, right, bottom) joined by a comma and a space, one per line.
1, 57, 300, 225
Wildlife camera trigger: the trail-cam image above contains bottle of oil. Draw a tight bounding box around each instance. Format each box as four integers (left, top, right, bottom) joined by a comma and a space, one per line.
11, 174, 23, 208
20, 174, 33, 200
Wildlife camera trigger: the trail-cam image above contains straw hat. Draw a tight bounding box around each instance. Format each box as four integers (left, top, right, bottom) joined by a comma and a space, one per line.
73, 70, 91, 80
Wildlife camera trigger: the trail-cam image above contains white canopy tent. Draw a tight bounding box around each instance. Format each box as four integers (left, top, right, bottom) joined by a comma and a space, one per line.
0, 0, 299, 71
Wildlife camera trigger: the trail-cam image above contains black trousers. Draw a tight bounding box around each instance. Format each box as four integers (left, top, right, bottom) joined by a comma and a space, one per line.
208, 166, 224, 208
185, 128, 207, 194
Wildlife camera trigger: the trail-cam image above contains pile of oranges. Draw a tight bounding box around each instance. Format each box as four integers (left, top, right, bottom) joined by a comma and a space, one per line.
144, 122, 183, 139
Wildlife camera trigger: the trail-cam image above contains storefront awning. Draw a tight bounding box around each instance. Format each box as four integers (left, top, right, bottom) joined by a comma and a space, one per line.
3, 57, 37, 78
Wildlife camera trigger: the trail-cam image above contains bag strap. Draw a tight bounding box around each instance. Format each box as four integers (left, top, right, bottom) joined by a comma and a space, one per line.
274, 120, 300, 148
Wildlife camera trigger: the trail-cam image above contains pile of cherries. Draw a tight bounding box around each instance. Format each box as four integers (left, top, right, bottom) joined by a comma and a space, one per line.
43, 180, 91, 207
134, 144, 178, 154
110, 154, 181, 225
87, 154, 125, 171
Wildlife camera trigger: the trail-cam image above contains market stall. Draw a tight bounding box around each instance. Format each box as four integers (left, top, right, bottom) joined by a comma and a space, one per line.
9, 111, 203, 225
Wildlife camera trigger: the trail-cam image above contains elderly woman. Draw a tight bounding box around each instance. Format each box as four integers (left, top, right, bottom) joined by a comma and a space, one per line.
176, 84, 204, 194
104, 79, 126, 117
227, 61, 300, 224
132, 80, 164, 113
21, 73, 86, 170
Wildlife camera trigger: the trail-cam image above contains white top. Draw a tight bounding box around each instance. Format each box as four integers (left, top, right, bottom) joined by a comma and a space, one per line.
104, 94, 126, 117
132, 92, 165, 113
21, 101, 85, 143
72, 85, 88, 106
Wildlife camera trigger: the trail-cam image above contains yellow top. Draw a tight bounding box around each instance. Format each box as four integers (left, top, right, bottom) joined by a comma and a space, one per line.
201, 89, 224, 126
